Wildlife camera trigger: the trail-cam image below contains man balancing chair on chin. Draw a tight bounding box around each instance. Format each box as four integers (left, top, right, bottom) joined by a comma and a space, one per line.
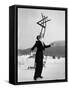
31, 34, 54, 80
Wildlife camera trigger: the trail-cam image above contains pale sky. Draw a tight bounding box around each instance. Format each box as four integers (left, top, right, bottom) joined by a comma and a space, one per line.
18, 8, 65, 49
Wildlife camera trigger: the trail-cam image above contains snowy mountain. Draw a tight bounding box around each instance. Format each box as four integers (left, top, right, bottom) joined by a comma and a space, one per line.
53, 40, 65, 46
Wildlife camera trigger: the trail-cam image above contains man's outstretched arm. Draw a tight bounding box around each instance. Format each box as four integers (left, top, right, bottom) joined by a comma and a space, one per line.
31, 41, 37, 51
44, 43, 54, 48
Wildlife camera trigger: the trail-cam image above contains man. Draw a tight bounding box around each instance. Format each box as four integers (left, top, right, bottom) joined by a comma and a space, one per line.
31, 35, 54, 80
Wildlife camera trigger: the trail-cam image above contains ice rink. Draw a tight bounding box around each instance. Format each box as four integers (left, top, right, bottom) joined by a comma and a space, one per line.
18, 55, 65, 82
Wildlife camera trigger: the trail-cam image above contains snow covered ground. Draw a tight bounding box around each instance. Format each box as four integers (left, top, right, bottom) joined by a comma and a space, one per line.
18, 55, 65, 82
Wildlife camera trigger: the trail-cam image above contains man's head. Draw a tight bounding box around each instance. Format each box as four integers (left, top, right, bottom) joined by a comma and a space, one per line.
36, 34, 44, 41
36, 35, 41, 40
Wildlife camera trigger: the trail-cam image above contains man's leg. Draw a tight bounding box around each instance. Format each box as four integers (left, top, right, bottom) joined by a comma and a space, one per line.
34, 63, 39, 80
39, 61, 43, 78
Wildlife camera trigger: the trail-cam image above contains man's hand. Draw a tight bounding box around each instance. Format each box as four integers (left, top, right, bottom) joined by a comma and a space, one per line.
51, 43, 55, 47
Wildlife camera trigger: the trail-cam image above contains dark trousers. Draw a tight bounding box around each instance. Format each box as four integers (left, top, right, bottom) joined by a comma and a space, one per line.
34, 61, 43, 78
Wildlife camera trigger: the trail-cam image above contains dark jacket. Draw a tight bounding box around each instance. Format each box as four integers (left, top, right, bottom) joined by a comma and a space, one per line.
31, 40, 51, 63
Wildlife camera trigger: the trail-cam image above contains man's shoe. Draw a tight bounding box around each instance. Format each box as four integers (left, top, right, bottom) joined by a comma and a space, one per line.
39, 76, 43, 78
34, 77, 37, 80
